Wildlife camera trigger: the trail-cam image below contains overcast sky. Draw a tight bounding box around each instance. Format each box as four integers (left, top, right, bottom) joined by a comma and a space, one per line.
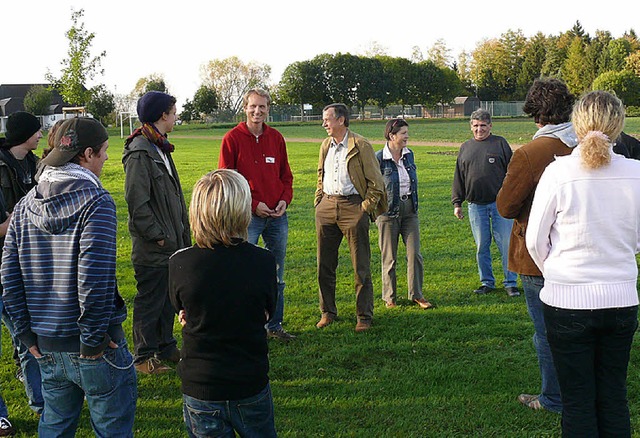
3, 0, 638, 109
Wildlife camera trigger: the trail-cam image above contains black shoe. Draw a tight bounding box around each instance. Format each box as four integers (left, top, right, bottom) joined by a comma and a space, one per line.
474, 285, 494, 294
506, 287, 520, 297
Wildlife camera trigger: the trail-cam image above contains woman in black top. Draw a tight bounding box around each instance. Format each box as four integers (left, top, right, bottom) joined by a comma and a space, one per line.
169, 169, 277, 438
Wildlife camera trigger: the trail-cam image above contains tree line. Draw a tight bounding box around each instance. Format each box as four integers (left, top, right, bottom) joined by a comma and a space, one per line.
22, 12, 640, 125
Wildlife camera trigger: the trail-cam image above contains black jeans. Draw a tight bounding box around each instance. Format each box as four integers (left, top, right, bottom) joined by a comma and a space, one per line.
544, 304, 638, 438
132, 265, 177, 362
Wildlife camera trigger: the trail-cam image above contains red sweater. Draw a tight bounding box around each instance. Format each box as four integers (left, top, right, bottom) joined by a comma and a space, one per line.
218, 122, 293, 212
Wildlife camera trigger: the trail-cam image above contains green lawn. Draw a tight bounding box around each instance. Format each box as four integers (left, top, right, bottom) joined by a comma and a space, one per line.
2, 118, 640, 437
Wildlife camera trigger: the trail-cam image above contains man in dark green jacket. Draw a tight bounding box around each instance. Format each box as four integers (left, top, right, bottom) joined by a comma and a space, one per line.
123, 91, 191, 374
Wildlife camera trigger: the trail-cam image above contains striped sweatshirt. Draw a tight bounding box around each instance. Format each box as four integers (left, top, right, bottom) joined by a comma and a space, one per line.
1, 178, 126, 356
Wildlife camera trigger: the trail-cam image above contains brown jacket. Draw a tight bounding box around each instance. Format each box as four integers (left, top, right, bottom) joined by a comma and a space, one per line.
315, 131, 387, 220
496, 136, 574, 276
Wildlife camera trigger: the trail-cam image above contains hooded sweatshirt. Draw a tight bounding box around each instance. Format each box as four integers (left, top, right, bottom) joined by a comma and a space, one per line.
1, 164, 126, 356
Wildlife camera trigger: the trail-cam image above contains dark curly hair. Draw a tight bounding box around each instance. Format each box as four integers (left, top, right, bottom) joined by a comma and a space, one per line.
522, 78, 575, 126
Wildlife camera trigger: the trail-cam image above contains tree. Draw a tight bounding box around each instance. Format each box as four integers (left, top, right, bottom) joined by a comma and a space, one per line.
410, 46, 424, 63
192, 85, 218, 119
179, 99, 196, 123
86, 84, 115, 126
469, 30, 526, 100
585, 30, 614, 81
592, 70, 640, 106
23, 85, 53, 115
131, 73, 168, 97
46, 8, 106, 106
626, 51, 640, 76
561, 37, 590, 95
457, 51, 474, 94
427, 39, 452, 68
277, 60, 326, 115
607, 38, 632, 71
360, 41, 388, 58
200, 56, 271, 119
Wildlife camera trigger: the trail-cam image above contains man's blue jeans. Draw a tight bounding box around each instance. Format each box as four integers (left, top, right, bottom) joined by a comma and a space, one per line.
544, 304, 637, 437
520, 275, 562, 413
248, 214, 287, 331
36, 338, 137, 438
1, 309, 44, 414
467, 202, 517, 288
183, 384, 277, 438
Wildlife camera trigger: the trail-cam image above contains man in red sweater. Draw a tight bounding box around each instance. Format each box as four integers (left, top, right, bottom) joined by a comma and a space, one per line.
218, 88, 294, 340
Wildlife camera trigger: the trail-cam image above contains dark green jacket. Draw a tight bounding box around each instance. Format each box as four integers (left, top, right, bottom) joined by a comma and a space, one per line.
122, 136, 190, 267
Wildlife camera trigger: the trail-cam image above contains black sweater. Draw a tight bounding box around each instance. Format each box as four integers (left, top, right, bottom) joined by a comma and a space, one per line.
452, 134, 512, 206
169, 241, 277, 400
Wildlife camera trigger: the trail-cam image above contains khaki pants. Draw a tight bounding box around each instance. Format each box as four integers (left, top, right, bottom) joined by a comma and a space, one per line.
376, 198, 424, 303
315, 194, 374, 322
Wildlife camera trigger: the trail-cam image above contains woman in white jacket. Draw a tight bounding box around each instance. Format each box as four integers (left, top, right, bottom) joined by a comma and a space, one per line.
527, 90, 640, 438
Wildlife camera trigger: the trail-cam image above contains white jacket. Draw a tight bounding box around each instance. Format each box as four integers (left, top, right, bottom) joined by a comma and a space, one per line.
526, 146, 640, 310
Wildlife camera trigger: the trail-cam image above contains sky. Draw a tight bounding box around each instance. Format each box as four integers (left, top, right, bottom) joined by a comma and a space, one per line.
3, 0, 639, 111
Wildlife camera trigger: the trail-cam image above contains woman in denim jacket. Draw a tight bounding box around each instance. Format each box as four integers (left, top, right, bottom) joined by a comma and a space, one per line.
375, 119, 433, 309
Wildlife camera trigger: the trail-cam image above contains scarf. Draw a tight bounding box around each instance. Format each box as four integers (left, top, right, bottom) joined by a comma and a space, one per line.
39, 162, 102, 189
532, 122, 579, 148
126, 122, 175, 153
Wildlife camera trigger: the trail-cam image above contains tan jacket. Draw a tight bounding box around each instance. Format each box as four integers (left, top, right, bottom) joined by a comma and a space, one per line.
496, 136, 573, 276
315, 131, 387, 220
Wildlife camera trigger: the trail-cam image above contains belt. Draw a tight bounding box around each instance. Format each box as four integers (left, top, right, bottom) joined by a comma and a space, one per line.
324, 194, 359, 200
400, 194, 411, 201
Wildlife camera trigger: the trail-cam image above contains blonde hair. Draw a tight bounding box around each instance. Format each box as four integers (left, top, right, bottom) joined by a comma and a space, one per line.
189, 169, 251, 248
242, 88, 271, 108
572, 90, 625, 169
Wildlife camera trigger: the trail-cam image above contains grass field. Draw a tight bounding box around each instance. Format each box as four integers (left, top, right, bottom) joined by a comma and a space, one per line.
2, 117, 640, 437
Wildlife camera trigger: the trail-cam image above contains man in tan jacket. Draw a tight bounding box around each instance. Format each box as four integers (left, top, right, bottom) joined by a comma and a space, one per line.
315, 103, 386, 332
497, 78, 577, 414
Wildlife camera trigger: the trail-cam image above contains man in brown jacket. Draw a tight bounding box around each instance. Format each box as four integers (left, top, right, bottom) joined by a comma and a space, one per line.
496, 78, 577, 413
315, 103, 386, 332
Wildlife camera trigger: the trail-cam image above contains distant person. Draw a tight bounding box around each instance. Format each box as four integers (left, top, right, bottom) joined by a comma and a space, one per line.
497, 77, 577, 413
123, 91, 191, 374
1, 117, 137, 437
169, 169, 278, 438
375, 118, 433, 309
218, 88, 295, 341
0, 111, 44, 416
315, 103, 386, 332
527, 90, 640, 437
451, 109, 518, 296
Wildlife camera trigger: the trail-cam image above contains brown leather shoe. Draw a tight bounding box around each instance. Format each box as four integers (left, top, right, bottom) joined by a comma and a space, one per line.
413, 298, 435, 309
385, 301, 397, 308
355, 320, 371, 332
316, 315, 334, 328
135, 357, 171, 375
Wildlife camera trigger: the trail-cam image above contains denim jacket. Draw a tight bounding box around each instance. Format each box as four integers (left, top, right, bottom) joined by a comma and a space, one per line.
376, 147, 418, 216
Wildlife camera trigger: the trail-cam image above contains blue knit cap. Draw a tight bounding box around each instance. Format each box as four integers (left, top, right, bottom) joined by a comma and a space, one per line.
137, 91, 175, 123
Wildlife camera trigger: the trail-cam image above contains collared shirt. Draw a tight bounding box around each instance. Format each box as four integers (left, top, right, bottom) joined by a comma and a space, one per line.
383, 143, 411, 196
323, 131, 357, 196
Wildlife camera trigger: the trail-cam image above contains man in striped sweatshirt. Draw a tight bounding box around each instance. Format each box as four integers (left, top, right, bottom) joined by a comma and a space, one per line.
1, 117, 137, 437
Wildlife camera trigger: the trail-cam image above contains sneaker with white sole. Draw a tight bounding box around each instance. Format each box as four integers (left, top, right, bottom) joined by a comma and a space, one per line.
0, 417, 15, 437
267, 328, 296, 341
